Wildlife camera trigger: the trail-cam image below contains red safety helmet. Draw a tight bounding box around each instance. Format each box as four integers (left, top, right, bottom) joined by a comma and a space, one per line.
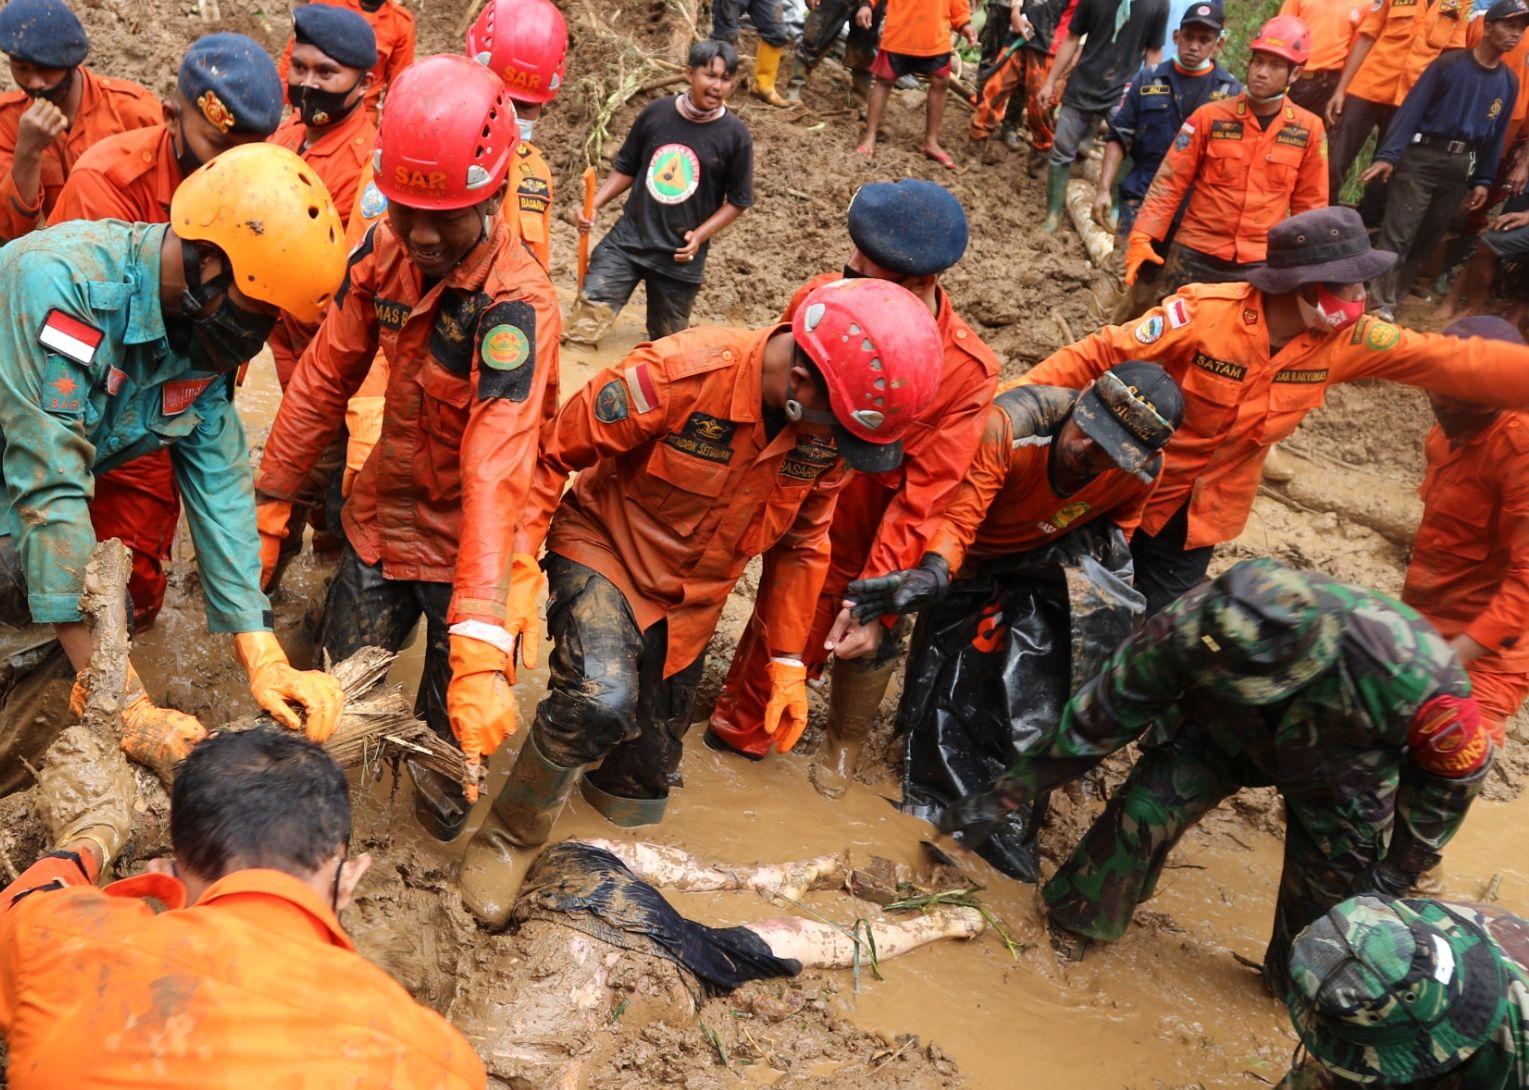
1249, 15, 1311, 67
374, 55, 517, 210
466, 0, 568, 104
791, 278, 942, 473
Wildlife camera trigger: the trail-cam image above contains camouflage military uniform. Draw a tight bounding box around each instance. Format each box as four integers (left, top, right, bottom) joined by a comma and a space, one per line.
948, 561, 1489, 993
1283, 897, 1529, 1089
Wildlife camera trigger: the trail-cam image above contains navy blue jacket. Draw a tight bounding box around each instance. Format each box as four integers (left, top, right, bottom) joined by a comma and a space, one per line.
1107, 59, 1241, 204
1377, 48, 1519, 188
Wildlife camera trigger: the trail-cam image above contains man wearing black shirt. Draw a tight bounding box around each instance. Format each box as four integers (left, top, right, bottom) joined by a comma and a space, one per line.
568, 39, 754, 346
1036, 0, 1169, 232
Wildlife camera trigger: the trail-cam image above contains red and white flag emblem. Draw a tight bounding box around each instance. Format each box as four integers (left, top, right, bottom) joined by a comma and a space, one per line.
1166, 299, 1191, 329
39, 309, 104, 366
622, 362, 659, 414
161, 377, 214, 416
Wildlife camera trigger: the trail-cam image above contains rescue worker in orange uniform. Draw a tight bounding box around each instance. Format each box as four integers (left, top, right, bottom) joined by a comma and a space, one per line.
279, 0, 415, 121
843, 362, 1184, 880
0, 0, 158, 242
50, 33, 283, 632
1403, 316, 1529, 747
1022, 206, 1529, 615
706, 180, 1000, 799
457, 278, 944, 929
1279, 0, 1362, 115
468, 0, 568, 271
255, 56, 561, 845
0, 725, 486, 1088
1326, 0, 1469, 200
1125, 16, 1329, 295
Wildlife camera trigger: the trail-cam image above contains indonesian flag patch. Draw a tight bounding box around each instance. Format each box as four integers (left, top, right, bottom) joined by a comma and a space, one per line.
1166, 299, 1191, 329
622, 361, 659, 414
39, 309, 104, 365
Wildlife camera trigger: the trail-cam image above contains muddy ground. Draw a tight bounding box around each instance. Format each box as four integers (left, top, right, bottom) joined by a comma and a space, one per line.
5, 0, 1529, 1088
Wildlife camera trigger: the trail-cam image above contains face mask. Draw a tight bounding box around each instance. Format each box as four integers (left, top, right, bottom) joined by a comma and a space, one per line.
287, 78, 364, 128
358, 0, 383, 10
28, 66, 74, 104
841, 264, 868, 279
516, 117, 535, 143
174, 118, 204, 179
1297, 283, 1365, 333
1173, 55, 1213, 73
175, 240, 277, 372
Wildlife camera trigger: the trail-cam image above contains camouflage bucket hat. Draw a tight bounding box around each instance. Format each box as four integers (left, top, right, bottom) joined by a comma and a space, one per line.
1285, 897, 1511, 1084
1179, 557, 1341, 705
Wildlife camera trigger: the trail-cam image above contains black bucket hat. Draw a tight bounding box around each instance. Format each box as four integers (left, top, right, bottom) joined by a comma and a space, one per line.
1245, 207, 1398, 295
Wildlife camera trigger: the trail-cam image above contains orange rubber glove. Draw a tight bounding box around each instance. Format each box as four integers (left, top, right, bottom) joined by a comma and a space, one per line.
255, 498, 293, 590
504, 554, 546, 682
1123, 230, 1165, 286
70, 665, 208, 780
762, 657, 809, 753
447, 632, 517, 802
233, 631, 344, 742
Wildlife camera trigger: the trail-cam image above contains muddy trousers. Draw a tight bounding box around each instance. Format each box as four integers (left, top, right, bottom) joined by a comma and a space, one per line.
1042, 734, 1378, 995
970, 46, 1056, 150
535, 554, 704, 822
798, 0, 880, 72
582, 237, 704, 342
711, 0, 793, 47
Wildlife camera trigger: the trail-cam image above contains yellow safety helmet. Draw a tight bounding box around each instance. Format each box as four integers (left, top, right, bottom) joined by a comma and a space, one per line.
169, 143, 347, 324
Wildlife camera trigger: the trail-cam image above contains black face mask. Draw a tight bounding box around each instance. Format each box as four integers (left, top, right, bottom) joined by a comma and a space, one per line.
287, 78, 364, 128
173, 118, 204, 179
841, 264, 867, 280
172, 240, 277, 373
358, 0, 384, 10
28, 66, 74, 105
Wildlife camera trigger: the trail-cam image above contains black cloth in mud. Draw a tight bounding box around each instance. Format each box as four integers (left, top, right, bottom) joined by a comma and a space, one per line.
895, 520, 1144, 882
511, 841, 801, 995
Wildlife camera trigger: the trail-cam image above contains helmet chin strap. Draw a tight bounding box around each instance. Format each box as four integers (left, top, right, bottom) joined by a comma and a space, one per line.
783, 372, 836, 425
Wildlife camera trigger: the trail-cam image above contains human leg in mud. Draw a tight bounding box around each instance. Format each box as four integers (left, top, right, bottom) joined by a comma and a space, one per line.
460, 555, 702, 928
1042, 730, 1241, 959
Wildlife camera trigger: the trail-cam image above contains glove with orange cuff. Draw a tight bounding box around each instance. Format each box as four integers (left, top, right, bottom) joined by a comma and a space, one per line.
1123, 231, 1165, 286
255, 498, 293, 591
234, 631, 344, 742
69, 665, 208, 782
447, 628, 519, 801
762, 657, 809, 753
503, 554, 547, 682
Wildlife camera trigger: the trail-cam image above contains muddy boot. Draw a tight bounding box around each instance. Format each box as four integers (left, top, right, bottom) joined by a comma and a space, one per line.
752, 42, 793, 107
580, 777, 670, 827
1042, 163, 1069, 234
1047, 917, 1091, 963
409, 760, 471, 842
810, 656, 898, 800
1000, 122, 1021, 149
1260, 443, 1297, 484
562, 295, 615, 347
458, 736, 584, 930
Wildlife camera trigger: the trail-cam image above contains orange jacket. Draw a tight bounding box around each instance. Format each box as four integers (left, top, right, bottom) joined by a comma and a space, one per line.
778, 274, 999, 588
257, 216, 561, 627
279, 0, 417, 120
1279, 0, 1362, 74
1019, 282, 1529, 549
533, 326, 854, 675
879, 0, 973, 57
51, 123, 179, 225
1135, 94, 1329, 262
0, 854, 485, 1089
0, 66, 159, 241
929, 394, 1154, 571
267, 105, 379, 387
1403, 412, 1529, 672
515, 139, 554, 270
1349, 0, 1469, 107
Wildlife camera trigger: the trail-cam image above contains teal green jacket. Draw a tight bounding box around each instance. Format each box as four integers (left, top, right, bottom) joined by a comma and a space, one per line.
0, 220, 270, 632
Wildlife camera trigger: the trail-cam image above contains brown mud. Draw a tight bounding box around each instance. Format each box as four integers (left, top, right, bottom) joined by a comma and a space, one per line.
3, 1, 1528, 1088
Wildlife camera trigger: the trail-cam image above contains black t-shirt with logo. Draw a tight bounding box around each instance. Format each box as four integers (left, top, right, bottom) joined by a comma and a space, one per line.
606, 96, 755, 283
1061, 0, 1169, 114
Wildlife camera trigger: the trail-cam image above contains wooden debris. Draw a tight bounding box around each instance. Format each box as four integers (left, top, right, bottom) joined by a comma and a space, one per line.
78, 539, 132, 740
1064, 178, 1115, 268
315, 646, 468, 785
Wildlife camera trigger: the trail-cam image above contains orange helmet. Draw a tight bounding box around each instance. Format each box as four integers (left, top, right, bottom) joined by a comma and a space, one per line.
169, 143, 346, 323
1250, 15, 1311, 66
466, 0, 568, 104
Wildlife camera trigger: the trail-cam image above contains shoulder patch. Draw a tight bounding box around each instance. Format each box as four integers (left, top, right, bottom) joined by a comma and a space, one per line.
1135, 315, 1164, 344
476, 300, 537, 401
42, 360, 86, 416
358, 181, 388, 221
1364, 320, 1401, 352
623, 361, 660, 414
1166, 298, 1191, 329
595, 379, 629, 423
1174, 121, 1196, 151
39, 309, 103, 365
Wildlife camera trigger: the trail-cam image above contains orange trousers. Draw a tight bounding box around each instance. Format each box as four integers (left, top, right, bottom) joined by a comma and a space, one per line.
89, 451, 179, 631
969, 46, 1060, 150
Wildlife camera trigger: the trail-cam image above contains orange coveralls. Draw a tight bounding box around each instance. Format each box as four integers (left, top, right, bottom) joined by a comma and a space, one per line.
0, 66, 159, 241
49, 122, 185, 628
0, 853, 486, 1089
258, 215, 560, 627
879, 0, 972, 56
515, 139, 554, 270
710, 276, 999, 757
278, 0, 416, 120
1403, 412, 1529, 742
1278, 0, 1362, 76
1021, 282, 1529, 551
1349, 0, 1470, 108
1134, 95, 1329, 264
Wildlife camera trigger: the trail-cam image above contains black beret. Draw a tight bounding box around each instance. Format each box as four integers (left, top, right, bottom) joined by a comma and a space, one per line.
178, 32, 284, 136
293, 3, 378, 71
847, 179, 968, 277
0, 0, 87, 68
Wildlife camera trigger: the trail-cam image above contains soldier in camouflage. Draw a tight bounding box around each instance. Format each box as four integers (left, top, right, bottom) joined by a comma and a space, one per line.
940, 557, 1496, 993
1282, 895, 1529, 1088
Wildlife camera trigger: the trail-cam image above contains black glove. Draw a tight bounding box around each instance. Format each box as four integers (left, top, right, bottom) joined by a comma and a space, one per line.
845, 553, 950, 623
935, 786, 1011, 850
1354, 859, 1416, 899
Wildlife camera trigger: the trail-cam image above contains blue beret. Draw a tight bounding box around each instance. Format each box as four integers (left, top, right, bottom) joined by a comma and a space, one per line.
1445, 315, 1526, 344
0, 0, 87, 68
293, 4, 377, 71
178, 32, 283, 136
847, 179, 968, 277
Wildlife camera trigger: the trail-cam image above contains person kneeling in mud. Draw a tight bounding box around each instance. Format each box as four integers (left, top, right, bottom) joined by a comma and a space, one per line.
939, 558, 1495, 997
843, 361, 1184, 882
